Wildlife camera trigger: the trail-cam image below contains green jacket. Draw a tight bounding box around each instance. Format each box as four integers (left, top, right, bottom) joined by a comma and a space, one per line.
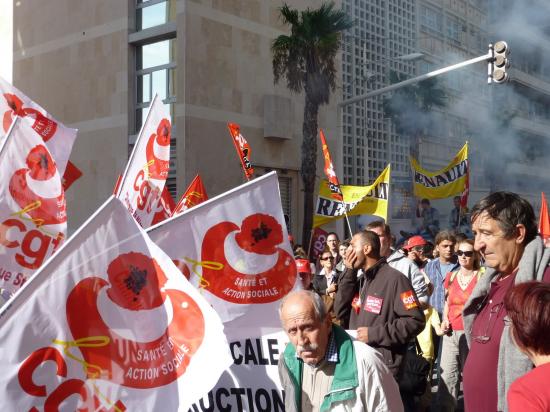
278, 324, 359, 412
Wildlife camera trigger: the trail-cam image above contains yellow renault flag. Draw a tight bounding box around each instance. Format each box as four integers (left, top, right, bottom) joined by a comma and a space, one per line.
313, 164, 390, 228
411, 143, 468, 199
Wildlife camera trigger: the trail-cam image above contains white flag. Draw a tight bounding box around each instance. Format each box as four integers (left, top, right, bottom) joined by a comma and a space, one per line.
0, 196, 232, 411
0, 76, 78, 175
116, 94, 171, 228
147, 172, 298, 337
0, 116, 67, 299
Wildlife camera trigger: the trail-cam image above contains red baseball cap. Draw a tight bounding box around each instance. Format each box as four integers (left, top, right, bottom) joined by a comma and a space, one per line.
403, 235, 428, 250
295, 259, 312, 274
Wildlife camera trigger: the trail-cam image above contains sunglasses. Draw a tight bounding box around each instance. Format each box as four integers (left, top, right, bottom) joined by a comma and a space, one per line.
320, 256, 334, 261
456, 250, 474, 257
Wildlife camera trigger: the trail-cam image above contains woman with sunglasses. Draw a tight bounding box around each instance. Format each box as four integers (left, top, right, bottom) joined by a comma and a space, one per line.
313, 248, 340, 297
437, 239, 484, 411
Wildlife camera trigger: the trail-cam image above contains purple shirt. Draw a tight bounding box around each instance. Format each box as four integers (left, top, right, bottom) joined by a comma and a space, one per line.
463, 273, 514, 412
463, 266, 550, 411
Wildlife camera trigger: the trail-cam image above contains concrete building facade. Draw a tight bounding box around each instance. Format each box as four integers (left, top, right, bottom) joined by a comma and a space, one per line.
11, 0, 342, 242
342, 0, 550, 232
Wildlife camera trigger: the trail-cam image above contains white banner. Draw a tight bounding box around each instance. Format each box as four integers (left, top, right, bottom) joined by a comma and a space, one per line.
0, 197, 232, 411
188, 331, 287, 412
117, 94, 171, 228
148, 172, 298, 337
0, 76, 78, 175
0, 116, 67, 298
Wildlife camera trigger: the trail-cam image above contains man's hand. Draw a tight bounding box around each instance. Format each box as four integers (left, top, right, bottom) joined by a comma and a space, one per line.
326, 283, 337, 295
344, 248, 358, 269
357, 327, 369, 343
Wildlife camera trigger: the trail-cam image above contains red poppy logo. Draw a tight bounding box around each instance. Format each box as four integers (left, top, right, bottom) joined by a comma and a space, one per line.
9, 144, 66, 226
145, 118, 171, 180
201, 213, 297, 304
65, 252, 205, 389
3, 93, 57, 140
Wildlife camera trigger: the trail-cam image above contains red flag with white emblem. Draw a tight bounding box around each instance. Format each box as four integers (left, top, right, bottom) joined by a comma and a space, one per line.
172, 174, 208, 216
227, 123, 254, 180
0, 196, 232, 410
0, 76, 78, 176
0, 116, 67, 299
319, 129, 343, 202
116, 94, 171, 228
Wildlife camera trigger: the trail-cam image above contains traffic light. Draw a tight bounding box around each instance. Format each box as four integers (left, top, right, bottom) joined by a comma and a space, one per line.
488, 41, 510, 84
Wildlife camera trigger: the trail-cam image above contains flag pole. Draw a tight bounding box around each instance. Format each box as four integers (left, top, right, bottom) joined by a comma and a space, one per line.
306, 228, 315, 260
342, 206, 353, 236
116, 94, 159, 197
0, 115, 20, 156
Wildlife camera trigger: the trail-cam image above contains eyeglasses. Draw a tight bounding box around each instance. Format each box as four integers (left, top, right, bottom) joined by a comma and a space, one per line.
472, 302, 503, 344
456, 250, 474, 257
320, 256, 334, 261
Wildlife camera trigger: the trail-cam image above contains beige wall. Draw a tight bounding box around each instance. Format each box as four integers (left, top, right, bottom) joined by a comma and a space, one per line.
13, 1, 129, 231
178, 0, 340, 241
12, 0, 342, 241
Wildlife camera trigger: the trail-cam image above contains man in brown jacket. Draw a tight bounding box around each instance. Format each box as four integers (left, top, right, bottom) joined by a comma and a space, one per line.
334, 230, 425, 377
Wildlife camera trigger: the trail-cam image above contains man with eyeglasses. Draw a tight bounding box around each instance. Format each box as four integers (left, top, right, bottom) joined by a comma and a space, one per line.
462, 192, 550, 412
325, 232, 341, 265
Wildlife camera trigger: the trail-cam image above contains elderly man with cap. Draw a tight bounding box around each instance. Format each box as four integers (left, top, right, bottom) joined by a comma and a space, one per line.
278, 290, 403, 412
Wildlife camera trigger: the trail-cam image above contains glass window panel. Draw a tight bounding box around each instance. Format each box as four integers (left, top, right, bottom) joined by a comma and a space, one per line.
137, 73, 151, 103
138, 2, 168, 30
139, 39, 171, 70
152, 70, 167, 100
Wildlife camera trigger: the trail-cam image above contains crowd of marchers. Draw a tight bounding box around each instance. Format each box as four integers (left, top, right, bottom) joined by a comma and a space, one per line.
279, 191, 550, 412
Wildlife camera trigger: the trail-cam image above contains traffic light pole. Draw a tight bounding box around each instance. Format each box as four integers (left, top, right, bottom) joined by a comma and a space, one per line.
338, 50, 493, 108
336, 45, 503, 233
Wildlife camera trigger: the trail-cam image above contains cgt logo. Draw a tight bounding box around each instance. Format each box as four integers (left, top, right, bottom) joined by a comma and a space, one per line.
1, 144, 66, 270
145, 118, 171, 180
200, 213, 297, 304
64, 252, 205, 389
400, 290, 419, 310
3, 93, 57, 140
9, 145, 67, 227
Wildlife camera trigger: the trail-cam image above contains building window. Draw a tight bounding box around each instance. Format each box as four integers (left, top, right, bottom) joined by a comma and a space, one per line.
278, 175, 292, 232
136, 0, 175, 31
420, 6, 442, 34
135, 39, 177, 131
131, 0, 177, 197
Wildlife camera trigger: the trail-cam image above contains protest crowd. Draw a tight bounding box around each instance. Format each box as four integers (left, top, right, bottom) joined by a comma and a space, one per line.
1, 75, 550, 412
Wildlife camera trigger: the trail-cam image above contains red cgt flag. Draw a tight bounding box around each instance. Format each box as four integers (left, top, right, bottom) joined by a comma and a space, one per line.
227, 123, 254, 180
172, 174, 208, 216
151, 185, 176, 225
539, 192, 550, 240
319, 129, 343, 202
61, 160, 83, 192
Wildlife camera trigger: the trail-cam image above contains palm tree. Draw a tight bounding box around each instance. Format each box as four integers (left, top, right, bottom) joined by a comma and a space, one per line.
382, 71, 446, 159
272, 2, 352, 248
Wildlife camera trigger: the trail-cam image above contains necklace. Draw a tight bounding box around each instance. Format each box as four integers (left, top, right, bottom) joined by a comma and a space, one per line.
458, 269, 475, 289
